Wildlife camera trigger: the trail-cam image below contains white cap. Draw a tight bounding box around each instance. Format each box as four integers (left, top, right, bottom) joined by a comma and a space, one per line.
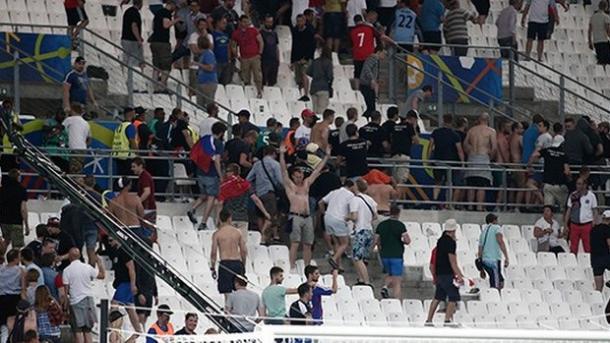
444, 219, 458, 232
602, 210, 610, 219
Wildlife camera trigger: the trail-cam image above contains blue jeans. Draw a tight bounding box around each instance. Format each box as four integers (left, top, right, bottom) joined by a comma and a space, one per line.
482, 259, 504, 289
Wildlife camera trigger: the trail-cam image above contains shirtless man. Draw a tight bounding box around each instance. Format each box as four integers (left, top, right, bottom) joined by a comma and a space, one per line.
108, 177, 149, 239
210, 208, 248, 299
279, 142, 331, 271
509, 121, 525, 207
495, 120, 512, 208
463, 113, 497, 211
367, 183, 399, 216
310, 109, 335, 152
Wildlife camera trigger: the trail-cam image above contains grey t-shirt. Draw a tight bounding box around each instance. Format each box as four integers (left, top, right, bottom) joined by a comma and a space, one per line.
405, 89, 424, 112
590, 11, 610, 44
226, 289, 261, 331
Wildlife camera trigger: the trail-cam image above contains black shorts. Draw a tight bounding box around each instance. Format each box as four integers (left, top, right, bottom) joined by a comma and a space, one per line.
527, 22, 549, 41
434, 274, 460, 302
594, 42, 610, 65
433, 167, 449, 184
323, 12, 346, 39
135, 293, 153, 317
466, 176, 491, 187
422, 31, 442, 51
354, 60, 364, 79
591, 255, 610, 276
0, 294, 20, 325
471, 0, 490, 16
65, 6, 88, 26
218, 260, 245, 294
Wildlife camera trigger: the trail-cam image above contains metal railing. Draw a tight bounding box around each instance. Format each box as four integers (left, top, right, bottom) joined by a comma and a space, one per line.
389, 42, 610, 123
4, 146, 609, 209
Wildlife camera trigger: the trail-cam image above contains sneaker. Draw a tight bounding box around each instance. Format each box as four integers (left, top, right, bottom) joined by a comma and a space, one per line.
380, 287, 390, 299
197, 223, 208, 231
186, 210, 197, 224
424, 321, 434, 327
298, 95, 310, 102
327, 257, 340, 270
443, 321, 461, 328
355, 280, 367, 286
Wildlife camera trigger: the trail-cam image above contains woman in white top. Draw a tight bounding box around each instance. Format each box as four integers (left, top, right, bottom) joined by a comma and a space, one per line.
533, 205, 565, 254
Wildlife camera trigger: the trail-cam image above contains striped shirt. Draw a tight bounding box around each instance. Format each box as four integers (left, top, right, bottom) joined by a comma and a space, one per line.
359, 54, 380, 86
443, 8, 475, 42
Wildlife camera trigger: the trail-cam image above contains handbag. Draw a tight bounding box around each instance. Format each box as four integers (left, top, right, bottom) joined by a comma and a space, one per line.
260, 158, 290, 214
475, 225, 492, 271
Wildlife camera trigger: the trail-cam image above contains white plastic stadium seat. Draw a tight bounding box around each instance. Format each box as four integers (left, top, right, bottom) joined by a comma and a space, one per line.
480, 288, 501, 302
403, 299, 424, 316
352, 285, 375, 300
467, 301, 488, 316
529, 302, 551, 317
380, 299, 403, 315
502, 225, 521, 240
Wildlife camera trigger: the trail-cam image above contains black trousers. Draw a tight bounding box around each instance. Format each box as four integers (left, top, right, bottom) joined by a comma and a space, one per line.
359, 83, 376, 118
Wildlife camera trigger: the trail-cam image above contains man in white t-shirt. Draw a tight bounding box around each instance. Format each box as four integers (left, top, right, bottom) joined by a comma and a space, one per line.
348, 178, 378, 286
533, 205, 564, 254
198, 103, 220, 137
565, 177, 599, 254
188, 16, 213, 92
294, 109, 318, 149
521, 0, 558, 61
62, 103, 91, 174
63, 248, 102, 343
319, 179, 357, 271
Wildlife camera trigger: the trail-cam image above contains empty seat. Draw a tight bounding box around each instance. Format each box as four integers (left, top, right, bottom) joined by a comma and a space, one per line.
352, 285, 374, 300
542, 289, 563, 305
364, 312, 388, 327
570, 303, 592, 317
422, 222, 442, 238
550, 302, 572, 317
505, 266, 526, 279
552, 279, 573, 290
516, 252, 537, 266
358, 298, 382, 314
467, 301, 488, 316
537, 315, 559, 329
386, 312, 409, 327
521, 289, 542, 303
486, 301, 509, 315
508, 302, 529, 316
557, 252, 578, 267
528, 302, 551, 317
403, 299, 424, 316
509, 238, 530, 253
509, 279, 534, 290
494, 314, 518, 329
537, 252, 558, 266
480, 288, 501, 302
380, 299, 403, 315
532, 278, 554, 291
502, 225, 521, 239
565, 266, 587, 281
545, 265, 566, 280
562, 290, 584, 304
515, 315, 538, 329
525, 265, 545, 280
501, 288, 521, 302
583, 290, 604, 304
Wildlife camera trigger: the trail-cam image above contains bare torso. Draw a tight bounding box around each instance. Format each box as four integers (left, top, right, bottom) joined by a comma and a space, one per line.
109, 193, 142, 227
311, 122, 330, 150
287, 183, 310, 215
497, 133, 510, 163
509, 134, 523, 164
214, 226, 244, 261
367, 184, 397, 212
466, 124, 495, 157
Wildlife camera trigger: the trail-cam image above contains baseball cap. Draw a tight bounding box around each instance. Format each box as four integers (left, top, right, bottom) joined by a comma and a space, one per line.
157, 304, 173, 317
75, 56, 86, 64
301, 109, 319, 120
602, 210, 610, 219
443, 219, 458, 232
47, 217, 60, 228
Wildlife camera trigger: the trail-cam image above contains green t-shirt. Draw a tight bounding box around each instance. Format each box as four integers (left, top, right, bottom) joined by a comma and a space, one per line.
262, 285, 287, 318
376, 218, 407, 258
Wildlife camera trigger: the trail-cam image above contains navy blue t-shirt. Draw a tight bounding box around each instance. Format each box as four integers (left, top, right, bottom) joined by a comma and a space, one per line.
202, 137, 224, 177
431, 127, 460, 161
212, 30, 230, 63
64, 70, 89, 105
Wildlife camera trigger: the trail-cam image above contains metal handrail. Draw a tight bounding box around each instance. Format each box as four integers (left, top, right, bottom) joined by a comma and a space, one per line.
0, 43, 116, 116
401, 40, 610, 105
390, 49, 524, 123
1, 22, 237, 124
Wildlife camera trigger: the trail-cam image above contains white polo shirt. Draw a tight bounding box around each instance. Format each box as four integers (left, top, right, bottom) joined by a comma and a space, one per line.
534, 217, 561, 247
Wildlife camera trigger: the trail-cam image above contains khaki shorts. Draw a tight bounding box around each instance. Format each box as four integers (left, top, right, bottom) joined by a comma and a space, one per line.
289, 215, 314, 245
150, 42, 172, 71
0, 224, 24, 248
292, 60, 310, 88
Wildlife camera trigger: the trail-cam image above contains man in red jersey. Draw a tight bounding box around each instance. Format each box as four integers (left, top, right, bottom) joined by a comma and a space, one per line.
350, 14, 391, 88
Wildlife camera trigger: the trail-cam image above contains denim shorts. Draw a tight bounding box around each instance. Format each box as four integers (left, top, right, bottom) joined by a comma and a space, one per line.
197, 175, 220, 196
352, 229, 373, 261
83, 223, 98, 249
112, 282, 134, 305
382, 258, 404, 276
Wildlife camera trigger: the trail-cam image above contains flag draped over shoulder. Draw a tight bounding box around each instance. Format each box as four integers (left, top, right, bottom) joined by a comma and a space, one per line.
190, 135, 218, 172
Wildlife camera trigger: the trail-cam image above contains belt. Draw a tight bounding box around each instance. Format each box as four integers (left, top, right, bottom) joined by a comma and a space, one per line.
290, 212, 310, 218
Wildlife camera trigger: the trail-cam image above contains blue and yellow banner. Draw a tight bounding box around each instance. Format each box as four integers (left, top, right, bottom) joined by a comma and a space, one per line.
0, 32, 71, 83
406, 54, 503, 105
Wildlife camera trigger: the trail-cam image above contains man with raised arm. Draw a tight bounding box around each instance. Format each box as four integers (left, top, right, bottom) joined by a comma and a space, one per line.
210, 208, 247, 300
279, 142, 331, 272
463, 112, 497, 211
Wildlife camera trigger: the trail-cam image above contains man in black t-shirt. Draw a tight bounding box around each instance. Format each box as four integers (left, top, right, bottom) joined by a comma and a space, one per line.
289, 283, 313, 325
45, 217, 76, 271
358, 111, 386, 158
528, 141, 571, 211
425, 220, 464, 326
149, 0, 180, 92
429, 114, 464, 204
135, 237, 158, 326
390, 110, 418, 183
338, 124, 368, 178
108, 236, 142, 334
381, 106, 399, 154
225, 125, 255, 177
0, 169, 29, 249
590, 211, 610, 291
25, 224, 48, 263
121, 0, 144, 69
328, 117, 344, 156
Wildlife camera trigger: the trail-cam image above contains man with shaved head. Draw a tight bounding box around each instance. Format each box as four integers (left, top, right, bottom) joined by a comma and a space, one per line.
464, 113, 497, 211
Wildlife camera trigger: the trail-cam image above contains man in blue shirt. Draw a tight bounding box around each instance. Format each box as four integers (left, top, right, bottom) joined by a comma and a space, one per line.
419, 0, 445, 53
212, 17, 232, 85
392, 0, 418, 52
477, 213, 509, 289
521, 114, 543, 164
304, 265, 337, 324
62, 56, 97, 112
